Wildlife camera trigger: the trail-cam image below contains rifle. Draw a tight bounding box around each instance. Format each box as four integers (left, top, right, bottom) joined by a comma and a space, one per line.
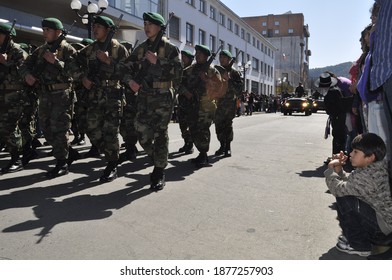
87, 14, 123, 83
0, 19, 16, 54
228, 49, 242, 69
32, 21, 76, 80
133, 12, 174, 85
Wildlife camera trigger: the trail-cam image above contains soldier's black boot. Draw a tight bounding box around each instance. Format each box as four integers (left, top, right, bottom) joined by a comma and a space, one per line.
194, 152, 209, 168
100, 161, 118, 182
46, 159, 68, 178
118, 144, 137, 164
150, 167, 165, 191
84, 144, 100, 158
214, 142, 225, 156
1, 152, 23, 174
22, 142, 39, 166
67, 146, 81, 166
78, 133, 86, 145
183, 142, 194, 154
178, 141, 187, 153
224, 142, 232, 157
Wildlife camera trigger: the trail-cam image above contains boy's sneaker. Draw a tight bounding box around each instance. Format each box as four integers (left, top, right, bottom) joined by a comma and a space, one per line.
335, 240, 371, 257
337, 235, 348, 244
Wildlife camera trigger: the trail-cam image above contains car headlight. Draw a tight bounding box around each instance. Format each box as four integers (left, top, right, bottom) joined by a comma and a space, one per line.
313, 103, 317, 107
285, 103, 290, 107
302, 102, 309, 107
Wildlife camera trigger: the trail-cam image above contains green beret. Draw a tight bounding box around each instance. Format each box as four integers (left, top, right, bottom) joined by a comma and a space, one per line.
143, 12, 165, 27
220, 50, 232, 59
94, 16, 114, 28
195, 44, 211, 56
181, 50, 194, 59
81, 38, 94, 45
42, 18, 64, 30
0, 22, 16, 37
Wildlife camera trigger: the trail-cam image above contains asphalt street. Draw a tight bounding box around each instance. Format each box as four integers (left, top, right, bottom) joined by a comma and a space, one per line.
0, 111, 365, 260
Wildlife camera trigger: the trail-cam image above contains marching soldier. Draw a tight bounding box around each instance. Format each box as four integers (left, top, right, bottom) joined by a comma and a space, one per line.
0, 22, 27, 173
22, 17, 80, 178
177, 50, 194, 154
214, 50, 243, 157
74, 15, 129, 182
178, 44, 223, 168
124, 12, 182, 191
70, 38, 94, 147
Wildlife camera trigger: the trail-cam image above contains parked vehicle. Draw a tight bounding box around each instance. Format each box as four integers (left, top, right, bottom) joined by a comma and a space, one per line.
312, 98, 326, 113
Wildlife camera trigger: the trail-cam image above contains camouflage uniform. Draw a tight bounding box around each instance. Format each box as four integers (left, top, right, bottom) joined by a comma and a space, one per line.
214, 53, 243, 157
75, 37, 129, 180
21, 18, 79, 178
0, 37, 27, 173
178, 45, 222, 167
123, 15, 182, 190
119, 86, 138, 162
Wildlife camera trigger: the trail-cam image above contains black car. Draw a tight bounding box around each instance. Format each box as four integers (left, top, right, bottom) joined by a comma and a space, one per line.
312, 98, 326, 113
281, 97, 312, 116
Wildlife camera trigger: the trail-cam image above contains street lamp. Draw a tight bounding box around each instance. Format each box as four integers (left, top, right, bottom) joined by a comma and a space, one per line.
70, 0, 108, 39
237, 60, 251, 92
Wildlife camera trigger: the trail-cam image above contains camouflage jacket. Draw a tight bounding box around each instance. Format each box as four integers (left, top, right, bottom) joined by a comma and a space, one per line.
122, 37, 182, 92
21, 39, 76, 84
0, 41, 28, 85
178, 62, 222, 101
73, 39, 129, 87
222, 66, 243, 100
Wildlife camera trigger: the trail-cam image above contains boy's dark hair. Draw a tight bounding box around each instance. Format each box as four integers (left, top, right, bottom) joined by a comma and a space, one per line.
351, 133, 386, 161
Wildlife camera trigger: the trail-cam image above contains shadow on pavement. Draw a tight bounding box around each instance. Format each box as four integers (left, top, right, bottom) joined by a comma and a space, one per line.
2, 183, 152, 244
296, 164, 326, 178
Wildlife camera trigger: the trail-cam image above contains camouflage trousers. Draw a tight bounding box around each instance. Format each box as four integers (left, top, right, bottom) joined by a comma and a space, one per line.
189, 97, 216, 153
135, 89, 174, 169
177, 95, 192, 144
120, 92, 138, 147
38, 89, 73, 160
0, 90, 23, 153
214, 98, 237, 143
86, 88, 122, 162
73, 89, 89, 135
19, 91, 39, 145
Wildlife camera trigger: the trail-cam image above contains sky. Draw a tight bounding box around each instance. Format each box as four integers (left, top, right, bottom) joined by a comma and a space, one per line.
220, 0, 375, 69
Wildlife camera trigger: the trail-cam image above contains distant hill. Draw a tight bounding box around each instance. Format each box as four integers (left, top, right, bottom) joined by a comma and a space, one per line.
309, 62, 353, 80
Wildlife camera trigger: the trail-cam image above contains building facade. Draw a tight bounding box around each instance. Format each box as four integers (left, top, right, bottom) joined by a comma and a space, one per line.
0, 0, 277, 95
242, 12, 311, 95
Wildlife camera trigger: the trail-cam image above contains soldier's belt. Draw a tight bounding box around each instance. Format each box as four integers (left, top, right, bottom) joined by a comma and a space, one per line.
101, 80, 120, 87
44, 83, 71, 91
152, 81, 172, 89
0, 84, 24, 91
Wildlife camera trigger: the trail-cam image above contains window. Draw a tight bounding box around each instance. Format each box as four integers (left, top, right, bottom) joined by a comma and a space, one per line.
219, 39, 224, 49
252, 57, 259, 71
209, 35, 216, 52
260, 61, 263, 73
274, 30, 279, 35
198, 29, 206, 45
219, 13, 225, 26
262, 21, 267, 27
234, 24, 239, 35
210, 6, 216, 20
252, 37, 256, 46
262, 30, 267, 35
257, 40, 260, 49
227, 18, 232, 31
169, 16, 180, 40
241, 28, 245, 39
199, 0, 206, 13
246, 33, 250, 43
288, 28, 294, 34
274, 21, 279, 26
186, 23, 194, 45
186, 0, 194, 6
227, 43, 232, 53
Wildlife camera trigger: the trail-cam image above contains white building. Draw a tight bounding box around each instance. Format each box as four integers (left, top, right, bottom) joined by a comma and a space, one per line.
0, 0, 276, 95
